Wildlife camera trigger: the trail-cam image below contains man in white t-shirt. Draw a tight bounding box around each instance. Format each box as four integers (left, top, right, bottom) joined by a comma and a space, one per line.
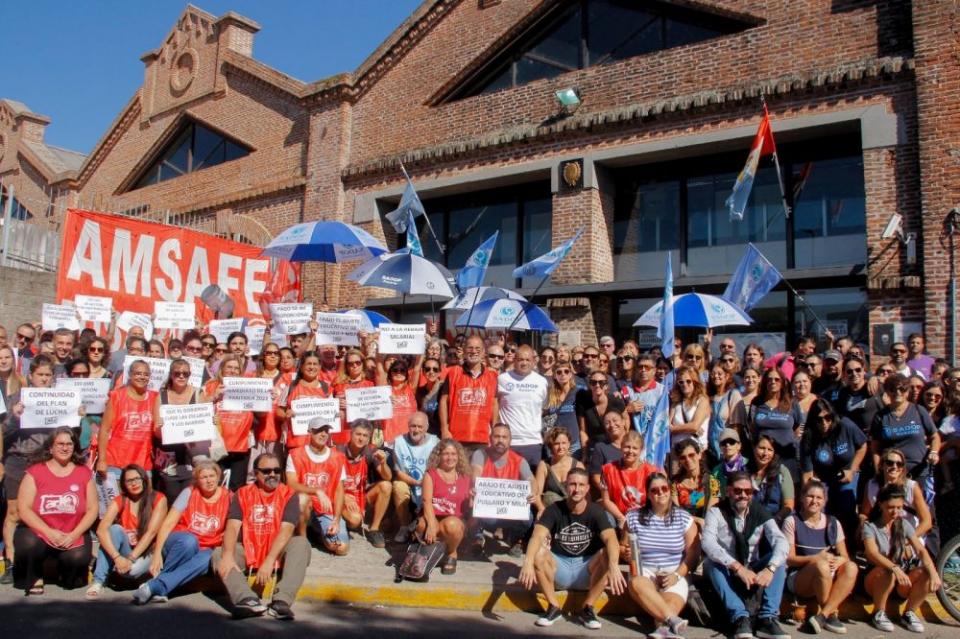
497, 345, 549, 469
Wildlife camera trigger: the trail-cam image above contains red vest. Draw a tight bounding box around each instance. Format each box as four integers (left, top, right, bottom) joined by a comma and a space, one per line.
113, 492, 164, 546
234, 483, 295, 569
284, 381, 330, 449
105, 388, 158, 469
445, 366, 498, 444
339, 445, 369, 511
481, 450, 524, 480
205, 380, 255, 453
383, 385, 417, 445
331, 378, 374, 445
288, 446, 344, 515
173, 487, 231, 549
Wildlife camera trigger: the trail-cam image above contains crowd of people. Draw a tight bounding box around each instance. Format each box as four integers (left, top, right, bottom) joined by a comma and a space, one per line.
0, 316, 959, 637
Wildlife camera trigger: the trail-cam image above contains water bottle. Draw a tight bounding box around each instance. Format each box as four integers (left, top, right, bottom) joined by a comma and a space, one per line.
627, 532, 642, 576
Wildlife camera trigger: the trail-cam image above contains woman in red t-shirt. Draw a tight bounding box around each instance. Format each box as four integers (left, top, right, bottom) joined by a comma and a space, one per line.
418, 438, 472, 575
203, 355, 255, 490
331, 348, 374, 445
600, 430, 662, 530
277, 353, 330, 451
88, 463, 168, 599
14, 427, 98, 595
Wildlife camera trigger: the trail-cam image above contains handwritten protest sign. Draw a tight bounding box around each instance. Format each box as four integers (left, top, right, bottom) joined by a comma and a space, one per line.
270, 303, 313, 335
345, 386, 393, 422
245, 325, 266, 355
378, 323, 425, 355
222, 377, 272, 412
314, 312, 361, 346
117, 311, 154, 340
291, 397, 341, 435
160, 404, 216, 445
472, 477, 532, 521
209, 318, 246, 345
21, 388, 82, 428
123, 355, 171, 391
74, 295, 112, 323
42, 303, 80, 331
182, 356, 206, 389
56, 378, 111, 414
154, 301, 195, 329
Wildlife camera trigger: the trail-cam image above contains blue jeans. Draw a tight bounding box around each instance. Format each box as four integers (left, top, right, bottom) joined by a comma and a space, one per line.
146, 532, 212, 597
93, 524, 152, 584
704, 558, 786, 622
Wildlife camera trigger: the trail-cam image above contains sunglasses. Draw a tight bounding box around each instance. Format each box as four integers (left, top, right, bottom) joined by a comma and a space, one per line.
88, 346, 104, 353
423, 366, 441, 373
845, 368, 863, 375
554, 368, 572, 375
648, 485, 670, 497
721, 357, 735, 364
16, 333, 34, 343
685, 355, 703, 360
583, 353, 599, 359
171, 370, 190, 378
589, 380, 607, 387
185, 346, 203, 353
487, 354, 504, 359
202, 342, 216, 348
256, 467, 282, 475
883, 459, 905, 468
892, 348, 907, 354
506, 347, 517, 353
69, 370, 89, 378
892, 386, 910, 394
215, 347, 228, 353
620, 355, 635, 362
720, 439, 739, 447
731, 487, 755, 496
264, 350, 280, 356
925, 393, 943, 401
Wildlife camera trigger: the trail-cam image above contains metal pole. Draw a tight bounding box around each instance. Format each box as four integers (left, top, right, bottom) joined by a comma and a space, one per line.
1, 184, 15, 267
399, 163, 445, 255
947, 209, 958, 366
506, 273, 551, 333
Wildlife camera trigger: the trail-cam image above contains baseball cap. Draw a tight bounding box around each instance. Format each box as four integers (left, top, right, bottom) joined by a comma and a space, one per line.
719, 428, 740, 443
307, 417, 334, 433
822, 350, 842, 362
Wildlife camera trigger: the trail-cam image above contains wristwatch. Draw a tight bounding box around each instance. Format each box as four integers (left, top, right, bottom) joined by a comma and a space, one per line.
765, 563, 779, 573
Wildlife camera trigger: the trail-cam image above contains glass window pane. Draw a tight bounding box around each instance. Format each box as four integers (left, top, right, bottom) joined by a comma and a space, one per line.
161, 128, 192, 174
709, 290, 789, 361
614, 179, 680, 278
478, 65, 513, 95
224, 141, 248, 162
793, 286, 868, 347
793, 157, 866, 268
193, 125, 225, 170
617, 296, 659, 347
521, 195, 553, 288
588, 1, 662, 64
527, 6, 581, 69
447, 199, 519, 289
416, 211, 445, 264
665, 17, 722, 48
515, 56, 567, 85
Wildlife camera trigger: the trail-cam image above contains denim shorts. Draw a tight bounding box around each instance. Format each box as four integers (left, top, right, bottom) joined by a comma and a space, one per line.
553, 552, 593, 591
310, 513, 349, 544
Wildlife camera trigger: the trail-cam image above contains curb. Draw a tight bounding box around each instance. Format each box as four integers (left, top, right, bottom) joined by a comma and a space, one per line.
297, 577, 954, 624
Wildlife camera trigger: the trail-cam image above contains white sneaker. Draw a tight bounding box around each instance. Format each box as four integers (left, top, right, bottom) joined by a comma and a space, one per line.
901, 610, 924, 633
132, 582, 153, 605
871, 611, 894, 632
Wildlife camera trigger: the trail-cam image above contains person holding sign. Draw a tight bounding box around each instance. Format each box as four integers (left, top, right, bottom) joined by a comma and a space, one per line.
277, 354, 331, 451
332, 349, 374, 445
418, 438, 473, 575
134, 460, 231, 604
156, 359, 205, 501
97, 360, 161, 505
84, 338, 112, 380
286, 418, 350, 556
14, 427, 98, 595
469, 423, 536, 557
600, 431, 662, 530
518, 467, 625, 629
337, 419, 393, 549
203, 355, 256, 490
249, 343, 287, 471
392, 412, 440, 543
214, 453, 310, 621
377, 358, 422, 446
439, 335, 499, 448
87, 464, 168, 600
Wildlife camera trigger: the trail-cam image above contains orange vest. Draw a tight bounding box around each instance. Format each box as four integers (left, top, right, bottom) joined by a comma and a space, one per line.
383, 385, 417, 445
284, 381, 330, 450
234, 483, 295, 569
254, 371, 293, 443
601, 461, 660, 514
205, 379, 254, 453
288, 446, 344, 515
481, 450, 524, 480
105, 388, 158, 469
173, 487, 231, 549
339, 445, 369, 511
113, 492, 164, 547
331, 378, 374, 445
445, 366, 498, 444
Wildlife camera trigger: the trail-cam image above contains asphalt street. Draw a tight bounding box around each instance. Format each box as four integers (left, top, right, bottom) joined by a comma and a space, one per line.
2, 584, 960, 639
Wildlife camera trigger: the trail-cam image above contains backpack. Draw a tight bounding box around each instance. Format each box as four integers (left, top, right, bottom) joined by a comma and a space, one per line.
396, 534, 445, 582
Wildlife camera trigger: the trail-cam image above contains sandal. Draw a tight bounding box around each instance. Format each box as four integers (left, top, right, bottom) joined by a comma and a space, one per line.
27, 581, 44, 596
441, 556, 457, 575
85, 582, 104, 600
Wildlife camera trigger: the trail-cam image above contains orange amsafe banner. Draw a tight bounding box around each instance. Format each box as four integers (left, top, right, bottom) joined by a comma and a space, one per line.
57, 209, 299, 319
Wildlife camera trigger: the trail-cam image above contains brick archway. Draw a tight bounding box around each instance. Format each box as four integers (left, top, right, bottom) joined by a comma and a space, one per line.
225, 214, 273, 246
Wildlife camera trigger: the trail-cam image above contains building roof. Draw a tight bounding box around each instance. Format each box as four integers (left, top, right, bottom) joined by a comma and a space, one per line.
1, 99, 87, 181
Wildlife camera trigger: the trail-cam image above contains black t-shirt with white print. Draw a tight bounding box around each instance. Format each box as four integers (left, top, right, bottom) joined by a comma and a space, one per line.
537, 500, 612, 558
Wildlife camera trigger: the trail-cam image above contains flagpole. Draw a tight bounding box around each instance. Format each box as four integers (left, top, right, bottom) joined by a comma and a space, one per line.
779, 276, 829, 336
399, 162, 445, 254
506, 273, 551, 333
760, 96, 791, 220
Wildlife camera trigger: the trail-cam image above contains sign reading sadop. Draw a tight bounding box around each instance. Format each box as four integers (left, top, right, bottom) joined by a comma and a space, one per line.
472, 477, 531, 521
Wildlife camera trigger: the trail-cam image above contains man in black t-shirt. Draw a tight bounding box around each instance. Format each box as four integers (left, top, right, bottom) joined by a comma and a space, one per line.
519, 467, 625, 630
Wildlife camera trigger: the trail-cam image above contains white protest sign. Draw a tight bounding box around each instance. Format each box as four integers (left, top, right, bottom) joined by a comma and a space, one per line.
245, 325, 266, 355
314, 312, 361, 347
222, 377, 273, 412
123, 355, 171, 392
378, 323, 425, 355
160, 403, 216, 445
56, 378, 111, 414
270, 303, 313, 335
74, 295, 112, 323
154, 301, 195, 329
42, 303, 80, 331
345, 386, 394, 422
209, 318, 246, 345
291, 397, 341, 435
183, 356, 206, 389
117, 311, 154, 340
21, 388, 82, 429
472, 477, 532, 521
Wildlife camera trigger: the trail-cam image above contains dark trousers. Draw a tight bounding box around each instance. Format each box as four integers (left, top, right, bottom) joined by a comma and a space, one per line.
13, 527, 92, 590
220, 452, 250, 491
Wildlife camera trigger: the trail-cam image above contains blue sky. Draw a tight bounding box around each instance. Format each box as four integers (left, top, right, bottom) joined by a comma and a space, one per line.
0, 0, 422, 153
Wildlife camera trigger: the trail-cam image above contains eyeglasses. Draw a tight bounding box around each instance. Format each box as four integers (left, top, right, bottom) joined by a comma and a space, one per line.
883, 459, 905, 469
892, 386, 910, 395
506, 347, 517, 353
171, 370, 190, 378
583, 353, 598, 360
88, 346, 104, 353
202, 342, 216, 348
124, 477, 144, 485
648, 485, 670, 497
620, 355, 636, 362
16, 333, 34, 343
423, 366, 441, 373
554, 369, 572, 375
925, 392, 943, 401
767, 378, 783, 384
589, 380, 607, 387
53, 442, 75, 449
215, 347, 228, 354
487, 353, 504, 360
845, 367, 863, 375
69, 370, 89, 378
677, 379, 694, 386
637, 364, 655, 371
731, 487, 755, 496
256, 467, 282, 475
185, 346, 202, 353
892, 348, 907, 354
720, 439, 739, 447
264, 350, 280, 356
685, 355, 703, 360
721, 357, 735, 364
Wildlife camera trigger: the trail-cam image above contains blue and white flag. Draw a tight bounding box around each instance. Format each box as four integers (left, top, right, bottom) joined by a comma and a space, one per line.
723, 243, 782, 312
511, 228, 583, 279
644, 369, 674, 468
657, 254, 675, 359
405, 208, 423, 257
456, 231, 498, 290
385, 178, 426, 233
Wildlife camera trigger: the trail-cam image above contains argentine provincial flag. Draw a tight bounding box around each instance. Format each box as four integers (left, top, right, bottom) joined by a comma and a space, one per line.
725, 107, 777, 221
512, 228, 583, 279
385, 177, 426, 233
644, 369, 674, 468
658, 254, 675, 359
723, 243, 782, 312
404, 208, 424, 257
456, 231, 498, 290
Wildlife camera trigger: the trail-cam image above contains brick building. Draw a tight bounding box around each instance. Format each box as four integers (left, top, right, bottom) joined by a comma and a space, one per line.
1, 1, 958, 362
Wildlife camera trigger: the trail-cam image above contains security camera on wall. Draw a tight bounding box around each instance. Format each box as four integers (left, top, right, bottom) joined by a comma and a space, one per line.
881, 213, 903, 240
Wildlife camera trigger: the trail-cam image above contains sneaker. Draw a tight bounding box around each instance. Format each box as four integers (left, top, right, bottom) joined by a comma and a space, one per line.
268, 599, 295, 621
822, 614, 846, 634
733, 616, 754, 639
755, 617, 790, 639
0, 559, 12, 585
132, 582, 153, 605
393, 524, 411, 544
85, 582, 104, 600
233, 597, 268, 619
804, 614, 824, 635
152, 594, 168, 603
871, 611, 894, 632
667, 616, 688, 635
648, 624, 682, 639
900, 610, 924, 633
367, 529, 386, 549
581, 605, 602, 630
508, 540, 524, 558
535, 604, 562, 627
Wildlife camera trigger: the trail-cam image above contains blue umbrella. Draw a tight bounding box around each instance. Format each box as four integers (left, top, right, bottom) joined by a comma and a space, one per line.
338, 309, 390, 332
441, 286, 527, 311
633, 293, 753, 328
347, 252, 457, 299
455, 299, 558, 333
260, 220, 386, 263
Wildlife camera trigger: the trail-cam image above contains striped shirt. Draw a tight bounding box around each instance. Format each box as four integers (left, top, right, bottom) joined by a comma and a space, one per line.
625, 507, 693, 569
